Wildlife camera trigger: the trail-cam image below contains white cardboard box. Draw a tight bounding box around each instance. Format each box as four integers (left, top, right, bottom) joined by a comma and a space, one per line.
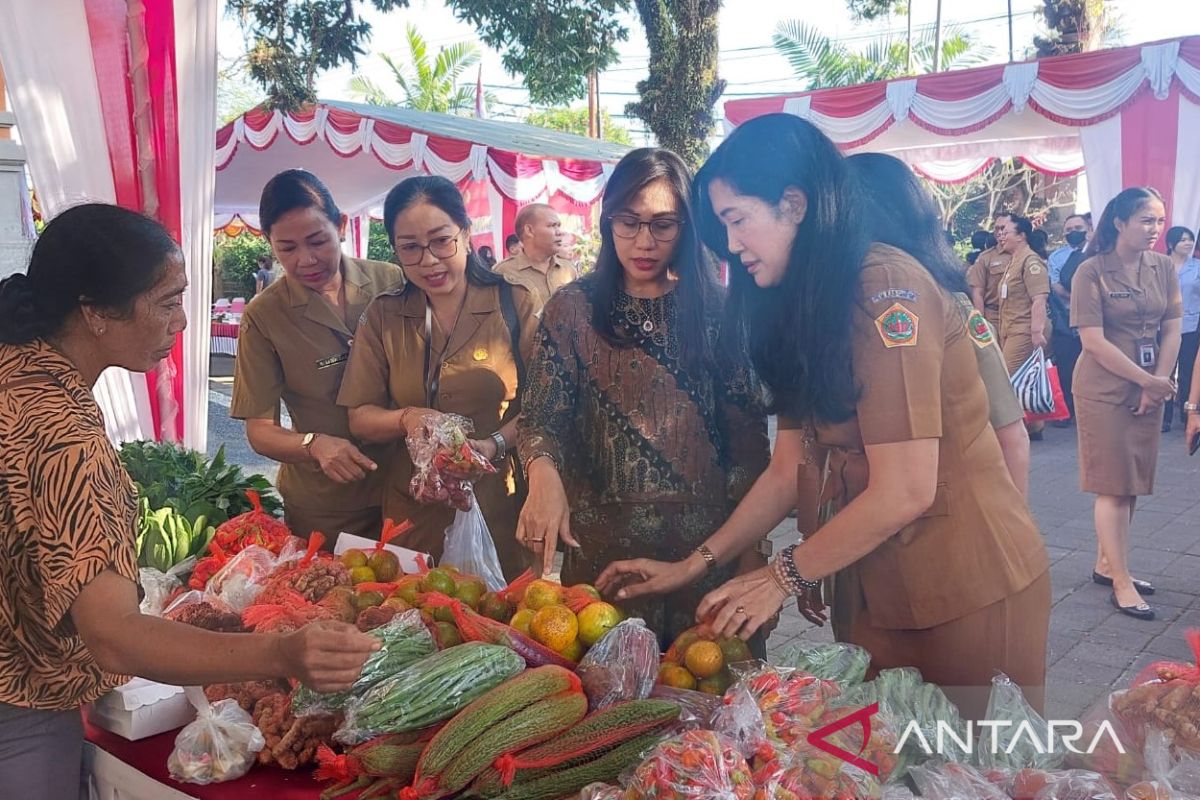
333, 532, 432, 573
87, 679, 195, 741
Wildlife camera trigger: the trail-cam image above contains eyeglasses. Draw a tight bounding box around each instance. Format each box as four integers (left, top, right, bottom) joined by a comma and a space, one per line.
395, 231, 462, 266
609, 215, 684, 243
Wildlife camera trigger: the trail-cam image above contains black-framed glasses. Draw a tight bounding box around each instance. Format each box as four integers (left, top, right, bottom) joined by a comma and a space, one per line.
609, 215, 684, 243
395, 230, 462, 266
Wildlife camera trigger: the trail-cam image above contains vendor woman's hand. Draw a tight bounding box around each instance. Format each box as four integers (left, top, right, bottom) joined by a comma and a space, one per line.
695, 566, 788, 641
280, 620, 381, 693
596, 555, 699, 601
309, 434, 377, 483
516, 457, 579, 576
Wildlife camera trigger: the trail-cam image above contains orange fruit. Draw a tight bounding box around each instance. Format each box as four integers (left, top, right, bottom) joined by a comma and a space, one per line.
658, 663, 698, 691
367, 550, 400, 582
523, 579, 564, 611
478, 592, 514, 622
349, 566, 377, 585
697, 667, 732, 696
530, 604, 579, 652
665, 630, 703, 663
557, 638, 585, 662
420, 568, 456, 596
381, 596, 411, 611
684, 641, 724, 679
394, 575, 424, 605
353, 590, 385, 613
718, 636, 753, 666
453, 577, 486, 609
509, 608, 536, 636
577, 601, 623, 646
434, 621, 462, 648
340, 549, 368, 569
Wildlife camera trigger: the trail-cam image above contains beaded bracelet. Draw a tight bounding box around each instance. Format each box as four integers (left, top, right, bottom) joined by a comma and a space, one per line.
522, 451, 560, 474
773, 543, 821, 595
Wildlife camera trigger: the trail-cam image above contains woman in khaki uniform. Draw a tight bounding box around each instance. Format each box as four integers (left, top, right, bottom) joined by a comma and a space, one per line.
995, 214, 1052, 373
231, 170, 403, 541
967, 226, 1010, 330
1070, 187, 1180, 621
600, 116, 1050, 718
338, 177, 537, 579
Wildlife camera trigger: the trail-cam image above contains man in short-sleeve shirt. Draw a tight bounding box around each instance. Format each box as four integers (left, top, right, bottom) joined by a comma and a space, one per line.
494, 204, 579, 313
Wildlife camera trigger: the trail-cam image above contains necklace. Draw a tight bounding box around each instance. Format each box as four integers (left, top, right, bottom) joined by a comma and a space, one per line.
618, 290, 675, 355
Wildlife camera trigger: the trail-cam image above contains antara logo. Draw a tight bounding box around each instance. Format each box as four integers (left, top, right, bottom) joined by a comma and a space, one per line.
806, 702, 881, 776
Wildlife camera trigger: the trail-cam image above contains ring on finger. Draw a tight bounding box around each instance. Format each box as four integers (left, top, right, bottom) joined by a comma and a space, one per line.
528, 537, 545, 543
735, 606, 746, 615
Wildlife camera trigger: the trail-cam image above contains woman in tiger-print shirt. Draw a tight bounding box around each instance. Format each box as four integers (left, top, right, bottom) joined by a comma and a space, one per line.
0, 204, 379, 799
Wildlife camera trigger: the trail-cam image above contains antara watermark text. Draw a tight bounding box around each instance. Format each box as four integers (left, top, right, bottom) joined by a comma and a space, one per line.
894, 719, 1127, 757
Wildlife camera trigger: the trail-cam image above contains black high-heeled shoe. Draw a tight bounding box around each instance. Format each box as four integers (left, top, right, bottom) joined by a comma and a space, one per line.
1092, 571, 1155, 594
1110, 592, 1155, 620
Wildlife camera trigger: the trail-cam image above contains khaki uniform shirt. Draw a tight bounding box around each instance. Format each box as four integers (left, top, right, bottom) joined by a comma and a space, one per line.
997, 244, 1051, 343
1070, 250, 1182, 407
335, 283, 539, 572
951, 292, 1024, 429
0, 341, 138, 709
966, 246, 1011, 329
230, 256, 403, 514
493, 253, 579, 312
783, 245, 1047, 630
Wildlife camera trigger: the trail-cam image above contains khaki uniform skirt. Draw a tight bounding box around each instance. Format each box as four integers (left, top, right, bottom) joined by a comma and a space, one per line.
1075, 396, 1163, 496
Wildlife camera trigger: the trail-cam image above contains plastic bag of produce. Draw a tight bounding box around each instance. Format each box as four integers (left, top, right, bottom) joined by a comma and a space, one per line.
776, 640, 871, 685
1065, 697, 1147, 788
709, 683, 767, 759
163, 591, 246, 632
580, 783, 626, 800
753, 744, 883, 800
648, 685, 722, 731
292, 610, 437, 716
578, 618, 661, 710
206, 540, 302, 612
168, 687, 265, 785
908, 760, 1009, 800
1125, 727, 1200, 800
976, 672, 1064, 771
241, 589, 335, 634
406, 412, 495, 511
421, 592, 576, 668
1113, 630, 1200, 755
999, 767, 1119, 800
625, 729, 756, 799
139, 557, 196, 616
441, 498, 505, 591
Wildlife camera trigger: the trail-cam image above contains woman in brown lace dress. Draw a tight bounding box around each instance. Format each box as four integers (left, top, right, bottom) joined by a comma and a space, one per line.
516, 149, 770, 647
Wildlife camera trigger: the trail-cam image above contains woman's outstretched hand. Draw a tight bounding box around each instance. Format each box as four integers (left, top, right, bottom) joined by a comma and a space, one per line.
695, 567, 788, 641
596, 556, 698, 601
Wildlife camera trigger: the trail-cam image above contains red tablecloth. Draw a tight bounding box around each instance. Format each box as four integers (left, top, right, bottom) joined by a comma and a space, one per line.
84, 718, 323, 799
211, 322, 240, 339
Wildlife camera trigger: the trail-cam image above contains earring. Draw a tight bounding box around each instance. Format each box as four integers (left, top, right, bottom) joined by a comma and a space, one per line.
96, 327, 106, 336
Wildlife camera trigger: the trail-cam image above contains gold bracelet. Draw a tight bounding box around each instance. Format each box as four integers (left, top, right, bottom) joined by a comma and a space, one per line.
694, 544, 717, 570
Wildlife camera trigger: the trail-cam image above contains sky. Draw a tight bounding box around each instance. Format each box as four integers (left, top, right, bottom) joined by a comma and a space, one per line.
218, 0, 1200, 145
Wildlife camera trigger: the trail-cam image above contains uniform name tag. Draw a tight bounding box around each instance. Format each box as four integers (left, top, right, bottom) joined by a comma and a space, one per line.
1108, 291, 1132, 299
1139, 343, 1157, 367
315, 353, 349, 370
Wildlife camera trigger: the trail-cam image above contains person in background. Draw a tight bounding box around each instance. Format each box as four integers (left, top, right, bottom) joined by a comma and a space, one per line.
0, 204, 377, 799
1047, 213, 1092, 427
993, 214, 1051, 440
231, 170, 403, 542
1071, 187, 1180, 621
1163, 226, 1199, 430
848, 153, 1031, 496
254, 254, 277, 295
494, 204, 580, 313
338, 176, 538, 579
967, 217, 1010, 330
504, 233, 522, 260
478, 245, 497, 269
516, 148, 770, 648
966, 229, 995, 267
599, 115, 1050, 719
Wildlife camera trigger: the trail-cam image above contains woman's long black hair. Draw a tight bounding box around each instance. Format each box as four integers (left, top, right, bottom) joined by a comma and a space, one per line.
1085, 187, 1165, 258
694, 114, 869, 423
846, 153, 969, 295
382, 176, 501, 289
585, 147, 718, 371
1166, 225, 1195, 254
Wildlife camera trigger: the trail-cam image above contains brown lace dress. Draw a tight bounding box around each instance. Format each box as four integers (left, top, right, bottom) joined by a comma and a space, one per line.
517, 281, 769, 647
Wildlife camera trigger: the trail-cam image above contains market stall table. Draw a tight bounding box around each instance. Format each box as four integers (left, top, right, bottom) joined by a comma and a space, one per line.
85, 717, 323, 800
211, 320, 240, 357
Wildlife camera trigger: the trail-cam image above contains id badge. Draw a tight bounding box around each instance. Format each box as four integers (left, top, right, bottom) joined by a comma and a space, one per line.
1139, 343, 1157, 368
1000, 282, 1009, 300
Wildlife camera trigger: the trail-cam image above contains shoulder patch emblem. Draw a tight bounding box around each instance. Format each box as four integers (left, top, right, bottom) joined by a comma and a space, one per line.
473, 347, 489, 361
874, 302, 919, 348
966, 310, 994, 349
869, 288, 918, 304
1029, 263, 1044, 275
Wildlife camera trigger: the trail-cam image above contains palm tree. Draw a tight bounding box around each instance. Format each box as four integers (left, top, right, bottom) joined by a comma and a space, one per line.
348, 24, 482, 113
773, 21, 989, 89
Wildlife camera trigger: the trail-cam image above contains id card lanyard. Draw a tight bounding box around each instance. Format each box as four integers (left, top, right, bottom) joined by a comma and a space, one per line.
422, 302, 443, 409
1131, 255, 1156, 367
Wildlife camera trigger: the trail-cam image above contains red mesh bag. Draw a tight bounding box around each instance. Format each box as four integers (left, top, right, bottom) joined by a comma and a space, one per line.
213, 489, 293, 553
1112, 629, 1200, 752
241, 589, 334, 633
420, 592, 576, 669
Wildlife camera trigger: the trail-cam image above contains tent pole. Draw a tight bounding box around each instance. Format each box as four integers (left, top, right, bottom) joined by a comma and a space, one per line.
1007, 0, 1015, 62
933, 0, 944, 72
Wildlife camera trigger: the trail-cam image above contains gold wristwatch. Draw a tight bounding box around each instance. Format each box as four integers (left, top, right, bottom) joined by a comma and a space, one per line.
301, 432, 318, 458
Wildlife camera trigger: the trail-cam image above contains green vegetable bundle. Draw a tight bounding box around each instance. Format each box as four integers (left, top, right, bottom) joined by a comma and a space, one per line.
777, 641, 871, 685
135, 497, 216, 573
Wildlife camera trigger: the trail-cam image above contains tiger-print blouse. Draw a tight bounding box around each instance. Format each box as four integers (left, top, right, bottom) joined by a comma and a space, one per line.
0, 340, 138, 709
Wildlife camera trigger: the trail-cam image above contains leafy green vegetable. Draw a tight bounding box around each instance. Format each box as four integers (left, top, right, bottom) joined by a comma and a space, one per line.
119, 441, 281, 527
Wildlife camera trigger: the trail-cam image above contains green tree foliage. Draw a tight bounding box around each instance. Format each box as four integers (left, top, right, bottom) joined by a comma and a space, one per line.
625, 0, 724, 167
845, 0, 907, 21
524, 107, 633, 145
213, 232, 271, 298
368, 220, 394, 262
1034, 0, 1111, 57
348, 25, 485, 112
773, 20, 987, 88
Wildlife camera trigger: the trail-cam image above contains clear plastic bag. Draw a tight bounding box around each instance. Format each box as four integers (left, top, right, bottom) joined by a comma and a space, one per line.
406, 412, 495, 511
1130, 727, 1200, 799
777, 640, 871, 685
207, 541, 301, 612
139, 557, 196, 616
578, 618, 661, 710
1003, 767, 1119, 800
625, 729, 756, 799
162, 590, 245, 632
1113, 630, 1200, 755
753, 744, 883, 800
580, 783, 626, 800
441, 499, 505, 591
908, 760, 1010, 800
168, 687, 265, 784
291, 610, 437, 716
709, 684, 767, 759
975, 672, 1064, 771
648, 685, 722, 732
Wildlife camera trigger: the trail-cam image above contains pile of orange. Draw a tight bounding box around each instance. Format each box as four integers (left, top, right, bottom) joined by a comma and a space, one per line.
657, 625, 753, 695
509, 578, 624, 662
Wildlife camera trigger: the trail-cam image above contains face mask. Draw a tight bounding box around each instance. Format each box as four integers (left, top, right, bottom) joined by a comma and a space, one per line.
1065, 230, 1087, 248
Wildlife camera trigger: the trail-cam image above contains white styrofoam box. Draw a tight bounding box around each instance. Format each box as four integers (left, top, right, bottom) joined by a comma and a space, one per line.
333, 532, 432, 573
87, 679, 195, 741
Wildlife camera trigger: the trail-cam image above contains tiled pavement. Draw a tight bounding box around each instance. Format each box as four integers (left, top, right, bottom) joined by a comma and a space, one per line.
207, 371, 1200, 720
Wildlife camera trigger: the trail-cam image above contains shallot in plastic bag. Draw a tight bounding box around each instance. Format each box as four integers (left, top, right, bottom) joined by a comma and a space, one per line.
406, 412, 494, 511
168, 687, 265, 785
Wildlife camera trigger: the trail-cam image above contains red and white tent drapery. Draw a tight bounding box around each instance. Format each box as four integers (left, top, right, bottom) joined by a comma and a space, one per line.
724, 36, 1200, 229
214, 101, 627, 258
0, 0, 217, 449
